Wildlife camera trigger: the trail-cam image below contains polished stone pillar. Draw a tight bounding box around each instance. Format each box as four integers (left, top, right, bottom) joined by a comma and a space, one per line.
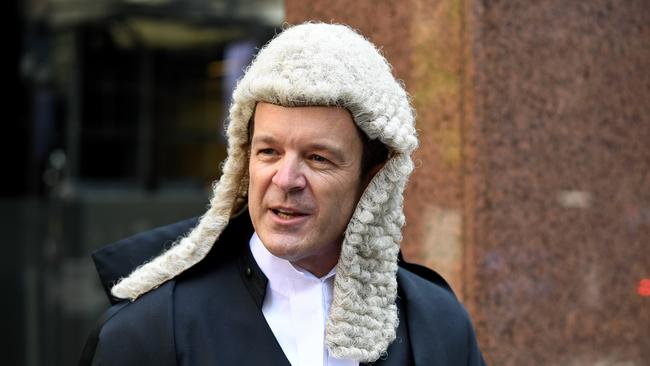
286, 1, 650, 364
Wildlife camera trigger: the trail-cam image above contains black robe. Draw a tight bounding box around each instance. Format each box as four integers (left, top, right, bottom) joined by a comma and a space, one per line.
80, 210, 486, 366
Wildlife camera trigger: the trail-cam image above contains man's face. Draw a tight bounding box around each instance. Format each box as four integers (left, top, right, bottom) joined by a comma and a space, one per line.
248, 102, 366, 277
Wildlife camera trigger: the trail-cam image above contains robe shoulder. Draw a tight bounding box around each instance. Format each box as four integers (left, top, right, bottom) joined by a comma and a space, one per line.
91, 217, 199, 304
397, 264, 487, 365
93, 281, 178, 366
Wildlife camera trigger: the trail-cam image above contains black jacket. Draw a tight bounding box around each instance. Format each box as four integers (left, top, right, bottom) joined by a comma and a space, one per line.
81, 210, 486, 366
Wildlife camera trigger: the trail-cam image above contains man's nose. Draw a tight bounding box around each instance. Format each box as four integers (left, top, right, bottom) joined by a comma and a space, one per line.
271, 155, 306, 192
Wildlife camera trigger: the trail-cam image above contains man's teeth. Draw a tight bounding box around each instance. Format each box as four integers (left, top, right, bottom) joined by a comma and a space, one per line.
275, 209, 299, 219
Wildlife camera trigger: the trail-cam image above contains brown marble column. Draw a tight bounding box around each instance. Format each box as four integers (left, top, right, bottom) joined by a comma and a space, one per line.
467, 1, 650, 364
286, 1, 650, 364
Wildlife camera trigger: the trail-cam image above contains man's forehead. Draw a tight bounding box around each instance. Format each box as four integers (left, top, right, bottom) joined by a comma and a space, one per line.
252, 103, 356, 130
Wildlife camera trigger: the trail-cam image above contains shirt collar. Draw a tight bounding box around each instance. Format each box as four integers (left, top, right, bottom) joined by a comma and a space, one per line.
249, 233, 336, 297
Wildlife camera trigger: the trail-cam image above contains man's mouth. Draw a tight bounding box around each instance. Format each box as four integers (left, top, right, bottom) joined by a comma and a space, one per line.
271, 208, 308, 220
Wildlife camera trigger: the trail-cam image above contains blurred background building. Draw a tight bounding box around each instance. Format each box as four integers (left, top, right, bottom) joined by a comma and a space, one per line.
7, 1, 281, 365
6, 0, 650, 365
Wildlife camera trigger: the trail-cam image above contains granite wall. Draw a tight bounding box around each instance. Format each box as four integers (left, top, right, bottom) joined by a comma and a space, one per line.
286, 1, 650, 364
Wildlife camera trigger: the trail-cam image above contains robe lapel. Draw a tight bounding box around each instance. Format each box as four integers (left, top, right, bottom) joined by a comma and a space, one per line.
173, 213, 292, 366
174, 257, 291, 365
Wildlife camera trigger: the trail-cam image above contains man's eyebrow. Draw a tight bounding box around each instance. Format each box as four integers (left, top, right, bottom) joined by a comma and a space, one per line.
306, 142, 346, 162
251, 135, 277, 145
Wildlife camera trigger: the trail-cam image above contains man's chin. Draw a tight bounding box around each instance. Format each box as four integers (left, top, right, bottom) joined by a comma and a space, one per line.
258, 232, 305, 260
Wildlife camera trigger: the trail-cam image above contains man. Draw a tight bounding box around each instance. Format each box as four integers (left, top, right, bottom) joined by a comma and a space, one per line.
80, 23, 486, 365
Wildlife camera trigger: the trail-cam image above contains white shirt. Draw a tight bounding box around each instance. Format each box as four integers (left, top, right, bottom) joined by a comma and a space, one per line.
250, 233, 358, 366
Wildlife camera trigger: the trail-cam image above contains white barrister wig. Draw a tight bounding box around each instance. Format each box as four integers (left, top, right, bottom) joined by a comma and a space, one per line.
111, 22, 418, 362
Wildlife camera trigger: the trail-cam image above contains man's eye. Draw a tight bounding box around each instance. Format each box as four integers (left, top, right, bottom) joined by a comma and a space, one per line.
259, 148, 276, 155
310, 154, 327, 163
